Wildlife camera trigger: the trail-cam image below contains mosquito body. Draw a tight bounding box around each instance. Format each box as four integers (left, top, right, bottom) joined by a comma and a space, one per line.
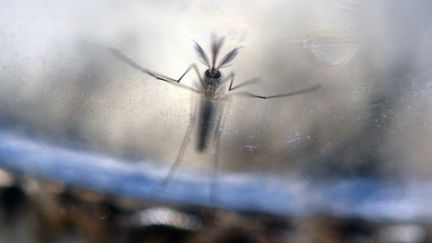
110, 36, 321, 195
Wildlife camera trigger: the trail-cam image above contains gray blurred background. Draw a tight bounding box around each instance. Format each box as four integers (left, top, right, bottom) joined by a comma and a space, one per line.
1, 0, 432, 180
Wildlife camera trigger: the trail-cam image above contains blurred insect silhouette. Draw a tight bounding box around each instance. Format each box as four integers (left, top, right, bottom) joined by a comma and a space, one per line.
110, 36, 320, 197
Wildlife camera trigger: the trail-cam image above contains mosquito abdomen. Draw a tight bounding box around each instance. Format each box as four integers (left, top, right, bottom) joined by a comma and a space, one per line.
197, 98, 218, 152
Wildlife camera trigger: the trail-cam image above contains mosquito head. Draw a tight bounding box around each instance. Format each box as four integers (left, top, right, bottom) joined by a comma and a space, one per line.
204, 69, 222, 88
205, 69, 221, 79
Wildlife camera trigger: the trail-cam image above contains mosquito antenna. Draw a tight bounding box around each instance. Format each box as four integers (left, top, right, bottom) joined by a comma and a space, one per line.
216, 47, 241, 69
211, 35, 224, 69
194, 41, 211, 68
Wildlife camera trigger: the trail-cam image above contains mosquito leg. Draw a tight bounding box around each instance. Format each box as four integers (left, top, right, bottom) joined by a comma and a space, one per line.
209, 99, 232, 203
155, 64, 203, 85
231, 83, 321, 99
109, 48, 202, 93
209, 131, 221, 204
150, 107, 197, 193
222, 72, 261, 92
109, 48, 157, 78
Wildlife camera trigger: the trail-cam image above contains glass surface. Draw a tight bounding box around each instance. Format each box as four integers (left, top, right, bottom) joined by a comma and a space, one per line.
1, 0, 432, 216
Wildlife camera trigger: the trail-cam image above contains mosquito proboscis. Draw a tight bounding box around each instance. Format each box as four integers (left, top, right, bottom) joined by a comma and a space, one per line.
110, 35, 321, 200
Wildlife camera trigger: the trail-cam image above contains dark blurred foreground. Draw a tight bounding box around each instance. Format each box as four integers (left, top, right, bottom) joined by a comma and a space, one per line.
0, 176, 430, 243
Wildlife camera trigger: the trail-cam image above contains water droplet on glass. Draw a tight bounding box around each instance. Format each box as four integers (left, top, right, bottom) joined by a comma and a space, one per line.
302, 35, 359, 66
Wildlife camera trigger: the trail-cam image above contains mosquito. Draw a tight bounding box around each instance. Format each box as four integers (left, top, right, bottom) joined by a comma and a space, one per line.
109, 36, 321, 199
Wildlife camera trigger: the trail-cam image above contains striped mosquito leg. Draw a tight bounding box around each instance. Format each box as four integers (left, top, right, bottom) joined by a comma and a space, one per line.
209, 99, 232, 203
233, 83, 321, 99
155, 64, 203, 85
109, 48, 202, 93
222, 72, 261, 92
150, 107, 197, 194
